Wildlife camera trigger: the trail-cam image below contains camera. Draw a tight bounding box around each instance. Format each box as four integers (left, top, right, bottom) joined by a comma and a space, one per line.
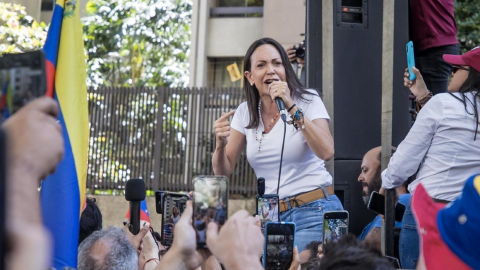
294, 40, 306, 59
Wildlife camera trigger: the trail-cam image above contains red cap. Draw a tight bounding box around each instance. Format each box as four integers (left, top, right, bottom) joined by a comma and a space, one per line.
412, 184, 472, 270
443, 46, 480, 73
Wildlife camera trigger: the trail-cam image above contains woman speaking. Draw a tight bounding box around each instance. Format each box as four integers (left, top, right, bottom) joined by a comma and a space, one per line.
212, 38, 343, 251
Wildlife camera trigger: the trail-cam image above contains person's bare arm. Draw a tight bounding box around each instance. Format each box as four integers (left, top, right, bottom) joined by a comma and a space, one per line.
212, 110, 246, 176
297, 117, 334, 161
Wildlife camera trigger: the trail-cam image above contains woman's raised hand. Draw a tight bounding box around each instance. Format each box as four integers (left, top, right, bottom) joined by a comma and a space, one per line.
214, 110, 235, 149
404, 67, 429, 98
268, 81, 294, 108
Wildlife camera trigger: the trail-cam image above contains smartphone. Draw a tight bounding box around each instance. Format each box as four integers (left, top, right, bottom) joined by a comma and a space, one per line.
322, 211, 349, 252
264, 222, 296, 270
155, 190, 165, 214
193, 176, 228, 248
256, 194, 280, 234
0, 51, 47, 122
367, 191, 406, 222
161, 192, 189, 246
406, 41, 416, 81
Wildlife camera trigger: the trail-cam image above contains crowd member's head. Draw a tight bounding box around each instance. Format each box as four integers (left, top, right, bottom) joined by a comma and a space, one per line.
443, 46, 480, 93
299, 240, 321, 262
413, 174, 480, 270
242, 37, 313, 128
443, 47, 480, 139
78, 227, 138, 270
79, 197, 103, 245
358, 146, 396, 203
319, 234, 395, 270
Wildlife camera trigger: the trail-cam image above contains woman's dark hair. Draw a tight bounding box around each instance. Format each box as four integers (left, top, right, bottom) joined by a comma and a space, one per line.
449, 67, 480, 140
319, 234, 396, 270
79, 197, 103, 245
243, 37, 315, 129
304, 240, 322, 260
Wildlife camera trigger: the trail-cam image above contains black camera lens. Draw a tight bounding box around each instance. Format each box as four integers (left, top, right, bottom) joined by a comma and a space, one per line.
295, 47, 305, 59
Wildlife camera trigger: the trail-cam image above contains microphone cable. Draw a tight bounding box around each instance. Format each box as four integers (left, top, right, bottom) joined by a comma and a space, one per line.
276, 120, 287, 195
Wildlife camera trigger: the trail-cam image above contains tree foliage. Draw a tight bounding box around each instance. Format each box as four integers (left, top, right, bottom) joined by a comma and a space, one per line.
455, 0, 480, 52
82, 0, 192, 88
0, 3, 47, 55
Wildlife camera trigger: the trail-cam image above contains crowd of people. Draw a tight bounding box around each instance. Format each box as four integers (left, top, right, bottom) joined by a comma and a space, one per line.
2, 0, 480, 268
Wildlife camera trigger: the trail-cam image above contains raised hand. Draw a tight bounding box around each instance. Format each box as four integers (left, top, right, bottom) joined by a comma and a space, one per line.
213, 110, 235, 150
404, 67, 429, 98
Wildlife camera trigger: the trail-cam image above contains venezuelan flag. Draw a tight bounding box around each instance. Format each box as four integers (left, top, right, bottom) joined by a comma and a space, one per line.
40, 0, 88, 268
125, 200, 151, 223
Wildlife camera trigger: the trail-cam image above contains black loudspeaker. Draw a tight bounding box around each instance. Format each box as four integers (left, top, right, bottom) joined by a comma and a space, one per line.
306, 0, 411, 236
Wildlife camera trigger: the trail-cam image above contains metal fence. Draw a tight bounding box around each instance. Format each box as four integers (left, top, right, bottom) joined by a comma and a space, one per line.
87, 87, 256, 195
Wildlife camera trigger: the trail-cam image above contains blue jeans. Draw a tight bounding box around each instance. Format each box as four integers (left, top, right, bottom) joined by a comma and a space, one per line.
399, 197, 419, 269
415, 44, 460, 95
279, 187, 343, 252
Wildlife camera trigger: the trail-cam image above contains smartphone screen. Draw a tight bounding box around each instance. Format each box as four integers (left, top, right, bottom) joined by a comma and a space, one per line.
161, 192, 189, 246
155, 190, 164, 214
0, 51, 46, 122
193, 176, 228, 248
264, 222, 295, 270
322, 211, 349, 251
367, 191, 385, 215
256, 195, 279, 234
368, 192, 406, 222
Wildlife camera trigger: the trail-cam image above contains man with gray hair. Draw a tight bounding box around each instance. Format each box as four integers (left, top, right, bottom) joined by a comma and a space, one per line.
78, 227, 138, 270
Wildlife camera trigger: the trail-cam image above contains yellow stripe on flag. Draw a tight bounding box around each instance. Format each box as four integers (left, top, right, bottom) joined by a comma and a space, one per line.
56, 0, 89, 214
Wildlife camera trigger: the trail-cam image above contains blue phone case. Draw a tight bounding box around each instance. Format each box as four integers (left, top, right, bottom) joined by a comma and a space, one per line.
263, 222, 296, 269
406, 41, 416, 81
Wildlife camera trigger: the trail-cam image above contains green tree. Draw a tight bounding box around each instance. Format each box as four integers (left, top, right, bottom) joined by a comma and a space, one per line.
455, 0, 480, 52
82, 0, 192, 88
0, 3, 47, 55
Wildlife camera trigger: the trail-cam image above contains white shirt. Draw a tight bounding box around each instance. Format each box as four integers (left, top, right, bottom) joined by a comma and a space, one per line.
231, 89, 332, 199
382, 92, 480, 201
171, 214, 181, 224
268, 207, 279, 221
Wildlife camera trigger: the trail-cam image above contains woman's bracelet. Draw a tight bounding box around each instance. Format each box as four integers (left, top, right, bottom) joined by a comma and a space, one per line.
143, 258, 159, 270
287, 107, 305, 130
287, 103, 297, 112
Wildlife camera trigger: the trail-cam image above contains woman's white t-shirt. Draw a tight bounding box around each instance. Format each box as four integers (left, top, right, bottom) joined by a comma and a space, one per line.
231, 90, 332, 199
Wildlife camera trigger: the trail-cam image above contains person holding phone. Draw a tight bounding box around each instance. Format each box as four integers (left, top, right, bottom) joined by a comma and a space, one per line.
212, 37, 343, 252
382, 47, 480, 268
170, 206, 181, 224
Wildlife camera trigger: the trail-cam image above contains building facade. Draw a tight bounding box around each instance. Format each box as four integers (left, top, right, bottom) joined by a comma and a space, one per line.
189, 0, 306, 87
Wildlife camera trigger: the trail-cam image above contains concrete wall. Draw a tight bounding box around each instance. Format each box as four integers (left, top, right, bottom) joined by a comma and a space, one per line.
263, 0, 306, 48
189, 0, 306, 87
94, 195, 255, 231
206, 17, 264, 57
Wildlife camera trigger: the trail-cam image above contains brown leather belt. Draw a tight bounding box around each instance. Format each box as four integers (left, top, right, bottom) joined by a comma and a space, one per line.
432, 198, 451, 204
279, 186, 335, 212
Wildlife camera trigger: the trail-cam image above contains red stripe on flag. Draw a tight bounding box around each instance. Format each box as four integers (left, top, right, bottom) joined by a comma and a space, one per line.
45, 60, 56, 98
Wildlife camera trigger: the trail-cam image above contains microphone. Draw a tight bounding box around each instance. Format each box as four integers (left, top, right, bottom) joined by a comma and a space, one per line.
275, 98, 287, 122
257, 177, 265, 196
125, 179, 146, 235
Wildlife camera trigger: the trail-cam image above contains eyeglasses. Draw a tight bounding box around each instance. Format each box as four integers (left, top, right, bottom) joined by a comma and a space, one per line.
452, 65, 469, 74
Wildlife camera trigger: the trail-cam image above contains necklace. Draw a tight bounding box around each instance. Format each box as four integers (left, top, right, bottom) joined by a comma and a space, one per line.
255, 100, 279, 152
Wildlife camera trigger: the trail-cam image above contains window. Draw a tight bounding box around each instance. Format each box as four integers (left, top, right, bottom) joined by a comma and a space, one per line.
41, 0, 54, 11
216, 0, 263, 7
207, 58, 244, 88
210, 0, 264, 18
